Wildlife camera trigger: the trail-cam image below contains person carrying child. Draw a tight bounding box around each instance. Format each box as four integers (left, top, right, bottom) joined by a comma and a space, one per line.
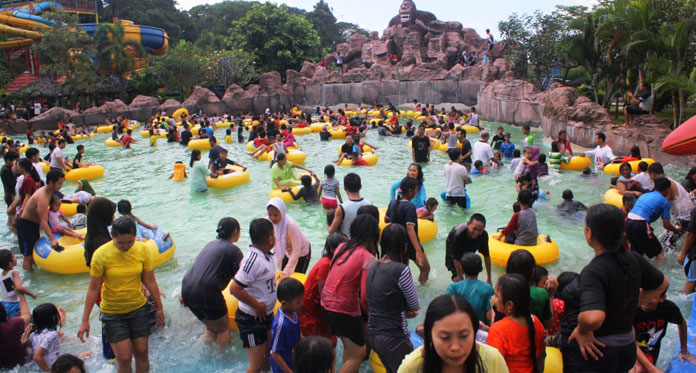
270, 278, 304, 373
48, 195, 84, 240
318, 164, 342, 210
1, 249, 37, 318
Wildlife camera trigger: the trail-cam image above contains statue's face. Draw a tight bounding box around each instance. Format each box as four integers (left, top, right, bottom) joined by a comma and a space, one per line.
400, 0, 416, 24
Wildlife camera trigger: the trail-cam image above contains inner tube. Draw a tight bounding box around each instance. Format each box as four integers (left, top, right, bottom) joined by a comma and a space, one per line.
206, 166, 250, 189
488, 233, 559, 266
603, 188, 624, 208
603, 158, 654, 175
65, 165, 105, 181
377, 207, 437, 243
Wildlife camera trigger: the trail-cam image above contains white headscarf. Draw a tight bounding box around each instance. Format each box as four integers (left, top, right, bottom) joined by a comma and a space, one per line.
267, 197, 290, 255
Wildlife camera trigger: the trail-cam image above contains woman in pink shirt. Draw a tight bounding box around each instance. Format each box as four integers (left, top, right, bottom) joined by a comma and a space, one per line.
321, 214, 379, 372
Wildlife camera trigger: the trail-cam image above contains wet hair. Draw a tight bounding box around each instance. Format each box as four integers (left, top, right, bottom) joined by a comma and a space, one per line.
538, 154, 546, 163
512, 202, 521, 213
513, 149, 521, 158
46, 170, 64, 185
322, 232, 346, 259
332, 214, 379, 267
77, 144, 84, 151
422, 294, 483, 373
117, 199, 132, 214
111, 216, 137, 237
506, 249, 536, 284
0, 249, 13, 270
425, 197, 438, 208
630, 145, 641, 158
619, 162, 632, 174
190, 149, 201, 167
357, 205, 379, 221
25, 147, 39, 159
277, 277, 305, 303
585, 204, 625, 252
409, 163, 424, 186
58, 138, 66, 145
293, 336, 335, 373
648, 162, 664, 175
556, 271, 579, 296
17, 158, 32, 173
596, 132, 606, 142
276, 153, 287, 162
50, 354, 86, 373
533, 265, 548, 284
250, 218, 274, 246
654, 176, 671, 192
622, 193, 637, 210
343, 172, 362, 193
461, 252, 483, 277
208, 135, 217, 144
447, 147, 461, 161
32, 303, 60, 333
300, 175, 312, 187
326, 209, 335, 226
496, 274, 539, 373
523, 125, 530, 131
324, 164, 335, 178
216, 217, 240, 240
638, 161, 649, 172
562, 189, 573, 200
76, 204, 87, 214
518, 189, 533, 206
468, 213, 486, 226
379, 223, 409, 264
473, 160, 483, 169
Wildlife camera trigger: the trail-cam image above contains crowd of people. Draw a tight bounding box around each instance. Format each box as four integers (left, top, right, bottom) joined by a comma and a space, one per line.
1, 100, 696, 373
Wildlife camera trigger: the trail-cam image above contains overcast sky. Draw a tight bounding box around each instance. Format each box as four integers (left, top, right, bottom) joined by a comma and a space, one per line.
176, 0, 598, 38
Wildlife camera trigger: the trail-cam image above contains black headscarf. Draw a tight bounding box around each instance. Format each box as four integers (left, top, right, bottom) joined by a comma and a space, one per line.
84, 197, 116, 267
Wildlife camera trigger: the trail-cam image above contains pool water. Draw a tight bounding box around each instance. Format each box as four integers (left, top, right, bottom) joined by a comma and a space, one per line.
3, 122, 691, 372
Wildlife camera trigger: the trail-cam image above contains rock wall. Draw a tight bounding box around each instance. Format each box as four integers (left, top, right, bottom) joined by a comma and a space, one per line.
477, 79, 695, 167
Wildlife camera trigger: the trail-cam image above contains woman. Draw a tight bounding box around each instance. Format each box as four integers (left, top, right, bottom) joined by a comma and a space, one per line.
366, 224, 420, 373
181, 217, 243, 347
561, 204, 668, 372
78, 217, 165, 373
682, 166, 696, 203
189, 149, 213, 193
321, 214, 379, 373
266, 198, 312, 276
555, 130, 573, 156
398, 294, 508, 373
0, 293, 30, 369
389, 163, 427, 209
83, 197, 116, 267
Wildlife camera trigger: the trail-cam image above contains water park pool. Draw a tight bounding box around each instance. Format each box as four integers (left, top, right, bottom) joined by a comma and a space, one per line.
2, 121, 692, 372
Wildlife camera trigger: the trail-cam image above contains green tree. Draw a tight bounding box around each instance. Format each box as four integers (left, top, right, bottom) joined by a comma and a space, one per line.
95, 21, 145, 76
187, 1, 256, 41
307, 1, 343, 53
100, 0, 195, 42
229, 3, 322, 75
151, 40, 208, 101
206, 49, 256, 90
32, 10, 94, 80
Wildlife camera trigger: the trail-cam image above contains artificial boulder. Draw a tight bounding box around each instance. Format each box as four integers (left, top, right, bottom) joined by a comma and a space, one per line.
158, 99, 181, 116
81, 99, 130, 125
128, 95, 160, 122
29, 107, 82, 130
182, 87, 226, 115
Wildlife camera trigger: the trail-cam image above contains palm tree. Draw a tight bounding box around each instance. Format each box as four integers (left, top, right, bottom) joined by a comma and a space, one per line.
94, 22, 145, 76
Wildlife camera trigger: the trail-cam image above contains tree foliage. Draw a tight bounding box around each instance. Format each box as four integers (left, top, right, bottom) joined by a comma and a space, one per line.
150, 40, 208, 101
95, 22, 145, 76
187, 1, 255, 41
32, 10, 94, 80
99, 0, 195, 42
206, 49, 256, 90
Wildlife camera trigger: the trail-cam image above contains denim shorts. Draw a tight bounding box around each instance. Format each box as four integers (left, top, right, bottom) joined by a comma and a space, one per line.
101, 304, 151, 344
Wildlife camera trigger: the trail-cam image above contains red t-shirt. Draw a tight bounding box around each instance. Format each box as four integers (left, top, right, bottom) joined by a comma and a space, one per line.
19, 176, 36, 201
0, 317, 27, 369
302, 257, 330, 318
320, 245, 376, 316
254, 138, 270, 147
121, 134, 133, 147
545, 298, 565, 337
488, 315, 545, 373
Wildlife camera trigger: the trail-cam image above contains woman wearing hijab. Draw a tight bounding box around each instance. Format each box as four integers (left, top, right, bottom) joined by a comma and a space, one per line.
84, 197, 116, 267
266, 197, 311, 278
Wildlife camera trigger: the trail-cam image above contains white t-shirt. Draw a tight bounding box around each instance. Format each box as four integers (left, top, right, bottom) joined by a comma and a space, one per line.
50, 147, 65, 169
586, 145, 615, 171
469, 113, 479, 127
33, 103, 41, 115
444, 162, 468, 197
29, 329, 61, 368
1, 270, 19, 302
472, 141, 493, 166
234, 246, 277, 315
669, 177, 694, 221
633, 172, 652, 191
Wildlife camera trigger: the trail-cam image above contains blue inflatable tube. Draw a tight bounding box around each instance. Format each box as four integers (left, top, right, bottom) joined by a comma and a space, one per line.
665, 295, 696, 372
440, 190, 471, 209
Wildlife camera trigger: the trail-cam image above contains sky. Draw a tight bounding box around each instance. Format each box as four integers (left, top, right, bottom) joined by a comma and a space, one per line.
176, 0, 598, 38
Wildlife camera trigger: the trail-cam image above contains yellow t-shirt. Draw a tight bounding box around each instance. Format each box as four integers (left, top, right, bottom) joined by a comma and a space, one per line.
150, 135, 157, 146
397, 343, 509, 373
90, 241, 153, 314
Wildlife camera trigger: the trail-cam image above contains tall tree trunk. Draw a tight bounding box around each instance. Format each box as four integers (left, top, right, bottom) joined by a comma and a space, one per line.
672, 90, 678, 129
678, 89, 685, 127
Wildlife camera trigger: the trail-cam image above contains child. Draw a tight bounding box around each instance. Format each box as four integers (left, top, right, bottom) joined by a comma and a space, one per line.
270, 278, 304, 373
237, 123, 245, 143
544, 271, 577, 348
501, 133, 515, 159
37, 131, 47, 146
417, 197, 438, 221
1, 249, 37, 317
499, 190, 538, 246
615, 162, 643, 196
522, 125, 534, 147
621, 193, 637, 216
48, 196, 84, 239
491, 152, 504, 168
491, 126, 505, 150
288, 174, 321, 204
633, 289, 696, 371
71, 145, 91, 169
229, 219, 278, 372
488, 273, 546, 373
117, 199, 157, 230
69, 204, 87, 230
224, 128, 233, 144
509, 149, 521, 170
319, 126, 331, 141
632, 161, 653, 191
210, 149, 247, 176
29, 303, 64, 371
556, 189, 587, 216
470, 160, 488, 175
149, 128, 157, 147
445, 252, 495, 332
248, 131, 272, 159
168, 161, 187, 179
514, 147, 538, 181
318, 164, 342, 210
537, 154, 548, 177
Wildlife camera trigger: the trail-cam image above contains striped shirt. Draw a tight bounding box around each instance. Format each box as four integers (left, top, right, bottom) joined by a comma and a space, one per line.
366, 260, 420, 337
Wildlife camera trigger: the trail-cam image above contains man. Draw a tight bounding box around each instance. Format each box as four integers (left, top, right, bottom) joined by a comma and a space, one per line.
580, 132, 615, 172
328, 173, 372, 237
445, 213, 492, 284
467, 107, 480, 129
458, 129, 472, 165
444, 148, 469, 209
33, 101, 41, 117
648, 163, 694, 252
411, 125, 430, 163
208, 136, 224, 167
120, 129, 136, 149
624, 82, 653, 126
18, 170, 64, 270
50, 139, 71, 173
336, 52, 344, 73
472, 131, 494, 168
522, 125, 534, 147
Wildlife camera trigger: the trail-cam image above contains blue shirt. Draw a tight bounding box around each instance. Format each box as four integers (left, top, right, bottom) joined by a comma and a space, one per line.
270, 309, 300, 373
446, 279, 494, 323
500, 142, 515, 158
389, 179, 427, 209
204, 127, 214, 137
630, 191, 671, 223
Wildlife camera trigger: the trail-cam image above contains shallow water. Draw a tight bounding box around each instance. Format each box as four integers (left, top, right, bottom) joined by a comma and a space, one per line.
3, 121, 692, 372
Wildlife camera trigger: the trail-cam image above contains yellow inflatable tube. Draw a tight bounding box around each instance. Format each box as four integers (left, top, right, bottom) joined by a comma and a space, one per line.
339, 153, 379, 166
377, 208, 437, 243
310, 122, 327, 132
206, 166, 250, 189
223, 272, 307, 330
488, 233, 559, 266
330, 128, 346, 139
188, 139, 214, 150
60, 202, 84, 216
603, 188, 624, 208
603, 158, 655, 175
105, 139, 121, 147
548, 156, 591, 171
172, 108, 188, 120
292, 127, 312, 136
73, 133, 96, 140
171, 163, 186, 181
269, 173, 320, 203
96, 125, 114, 133
261, 149, 307, 164
337, 145, 373, 154
545, 347, 563, 373
140, 130, 166, 138
65, 165, 105, 181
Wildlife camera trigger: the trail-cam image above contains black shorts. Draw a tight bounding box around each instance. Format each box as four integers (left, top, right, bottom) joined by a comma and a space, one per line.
16, 218, 40, 257
446, 196, 468, 209
185, 292, 227, 321
324, 309, 366, 346
626, 105, 648, 116
562, 336, 636, 373
4, 192, 13, 207
235, 309, 272, 348
101, 305, 151, 344
624, 219, 662, 258
281, 245, 311, 274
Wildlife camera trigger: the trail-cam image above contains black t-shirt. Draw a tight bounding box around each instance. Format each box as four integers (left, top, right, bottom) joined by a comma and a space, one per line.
209, 145, 225, 161
634, 300, 683, 362
181, 240, 243, 302
491, 135, 504, 150
340, 143, 354, 154
461, 139, 473, 164
72, 153, 82, 169
445, 223, 489, 274
180, 130, 192, 145
572, 251, 664, 337
386, 199, 419, 256
411, 135, 430, 162
377, 126, 389, 136
319, 131, 330, 141
212, 158, 234, 173
1, 165, 16, 196
560, 277, 581, 336
406, 128, 414, 137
